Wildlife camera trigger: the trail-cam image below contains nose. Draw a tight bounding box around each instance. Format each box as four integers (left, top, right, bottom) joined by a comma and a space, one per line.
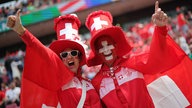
103, 49, 112, 55
66, 54, 73, 59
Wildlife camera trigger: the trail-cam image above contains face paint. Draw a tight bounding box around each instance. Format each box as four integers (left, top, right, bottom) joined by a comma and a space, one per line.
87, 72, 96, 79
99, 41, 114, 60
105, 55, 113, 60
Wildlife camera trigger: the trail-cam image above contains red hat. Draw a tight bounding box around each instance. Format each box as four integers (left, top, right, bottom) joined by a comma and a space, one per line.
49, 14, 86, 66
85, 10, 132, 66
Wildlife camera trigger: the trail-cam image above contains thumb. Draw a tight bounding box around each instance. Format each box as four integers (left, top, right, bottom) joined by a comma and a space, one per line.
13, 9, 26, 35
16, 9, 21, 23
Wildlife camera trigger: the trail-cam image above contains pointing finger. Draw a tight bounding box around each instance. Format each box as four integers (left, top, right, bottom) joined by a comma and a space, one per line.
155, 1, 159, 13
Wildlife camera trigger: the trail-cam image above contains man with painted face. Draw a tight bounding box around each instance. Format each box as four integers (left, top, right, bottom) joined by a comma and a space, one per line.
6, 10, 103, 107
85, 1, 188, 108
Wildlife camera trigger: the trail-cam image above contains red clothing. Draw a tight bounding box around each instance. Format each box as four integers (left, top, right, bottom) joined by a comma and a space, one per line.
20, 30, 102, 108
58, 77, 102, 108
91, 26, 186, 108
93, 58, 154, 108
177, 13, 187, 27
0, 91, 5, 102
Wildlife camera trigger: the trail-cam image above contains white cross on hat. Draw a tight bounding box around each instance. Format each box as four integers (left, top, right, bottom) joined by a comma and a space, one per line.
60, 23, 78, 39
91, 17, 108, 31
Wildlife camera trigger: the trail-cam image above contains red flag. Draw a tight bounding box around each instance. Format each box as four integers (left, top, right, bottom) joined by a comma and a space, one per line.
20, 78, 59, 108
20, 30, 73, 107
144, 32, 192, 108
145, 56, 192, 108
127, 26, 192, 107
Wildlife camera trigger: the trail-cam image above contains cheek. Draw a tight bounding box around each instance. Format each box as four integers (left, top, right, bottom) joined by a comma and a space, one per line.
62, 59, 68, 66
112, 48, 117, 54
99, 53, 108, 61
112, 49, 118, 57
62, 58, 67, 62
74, 57, 80, 63
74, 56, 78, 59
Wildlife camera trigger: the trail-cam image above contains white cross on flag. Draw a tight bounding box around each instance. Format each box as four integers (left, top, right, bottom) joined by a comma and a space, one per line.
91, 17, 108, 31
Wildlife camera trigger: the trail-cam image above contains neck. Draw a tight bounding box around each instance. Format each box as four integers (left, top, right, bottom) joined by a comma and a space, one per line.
104, 60, 115, 67
105, 56, 118, 67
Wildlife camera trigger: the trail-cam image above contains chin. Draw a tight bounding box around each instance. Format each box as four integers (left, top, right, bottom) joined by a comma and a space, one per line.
70, 69, 77, 73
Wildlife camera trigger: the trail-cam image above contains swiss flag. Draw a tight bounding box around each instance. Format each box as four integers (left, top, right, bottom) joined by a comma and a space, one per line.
144, 30, 192, 108
145, 56, 192, 108
128, 26, 192, 108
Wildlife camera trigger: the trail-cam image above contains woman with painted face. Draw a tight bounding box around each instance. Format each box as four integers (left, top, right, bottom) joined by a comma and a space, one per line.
85, 1, 190, 108
6, 10, 102, 108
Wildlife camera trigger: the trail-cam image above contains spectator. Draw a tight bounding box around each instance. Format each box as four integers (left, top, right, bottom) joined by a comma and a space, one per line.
1, 82, 8, 94
13, 77, 21, 88
176, 6, 190, 37
0, 83, 5, 108
85, 1, 186, 108
27, 2, 35, 13
6, 10, 103, 107
5, 81, 20, 106
188, 38, 192, 59
4, 57, 13, 83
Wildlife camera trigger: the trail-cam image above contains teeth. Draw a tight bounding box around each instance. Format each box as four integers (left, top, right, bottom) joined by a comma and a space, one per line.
68, 61, 74, 66
68, 61, 73, 63
104, 53, 112, 56
105, 55, 113, 60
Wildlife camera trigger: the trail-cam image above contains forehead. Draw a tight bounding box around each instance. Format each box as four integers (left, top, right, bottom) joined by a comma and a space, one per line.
62, 48, 73, 52
63, 48, 80, 52
95, 35, 115, 46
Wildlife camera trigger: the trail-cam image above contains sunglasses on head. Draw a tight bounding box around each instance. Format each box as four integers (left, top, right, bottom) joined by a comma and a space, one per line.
60, 50, 79, 59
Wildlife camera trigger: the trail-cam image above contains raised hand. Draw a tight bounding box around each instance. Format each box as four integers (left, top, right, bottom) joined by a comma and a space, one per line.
152, 1, 168, 27
6, 9, 26, 35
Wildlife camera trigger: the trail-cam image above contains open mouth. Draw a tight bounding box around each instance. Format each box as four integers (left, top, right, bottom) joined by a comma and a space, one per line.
68, 61, 75, 66
104, 53, 113, 61
104, 53, 112, 57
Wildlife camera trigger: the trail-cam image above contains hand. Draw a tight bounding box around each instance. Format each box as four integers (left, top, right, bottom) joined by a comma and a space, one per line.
6, 9, 26, 35
152, 1, 168, 27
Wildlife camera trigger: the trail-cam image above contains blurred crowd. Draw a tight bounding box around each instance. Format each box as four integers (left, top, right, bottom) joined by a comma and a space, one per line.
0, 49, 23, 108
124, 6, 192, 58
0, 3, 191, 108
0, 0, 70, 20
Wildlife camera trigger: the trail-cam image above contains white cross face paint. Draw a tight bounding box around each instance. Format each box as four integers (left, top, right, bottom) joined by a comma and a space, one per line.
99, 41, 114, 60
105, 55, 113, 60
